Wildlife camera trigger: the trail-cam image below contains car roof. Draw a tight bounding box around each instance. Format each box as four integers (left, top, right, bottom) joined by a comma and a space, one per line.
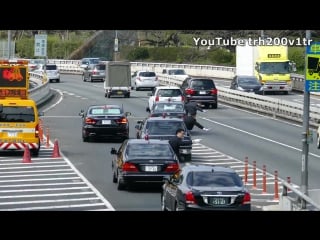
155, 86, 181, 90
127, 139, 170, 145
182, 164, 236, 173
88, 104, 122, 109
145, 116, 184, 122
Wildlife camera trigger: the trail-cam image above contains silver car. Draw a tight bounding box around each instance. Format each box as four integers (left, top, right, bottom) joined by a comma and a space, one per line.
132, 70, 159, 90
34, 64, 60, 83
82, 63, 106, 82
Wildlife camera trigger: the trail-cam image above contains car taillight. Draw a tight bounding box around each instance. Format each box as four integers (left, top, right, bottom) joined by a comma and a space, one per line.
181, 95, 185, 102
185, 191, 197, 204
210, 89, 218, 95
165, 163, 179, 172
35, 124, 39, 138
242, 192, 251, 205
185, 88, 195, 95
116, 117, 128, 124
155, 96, 159, 101
122, 162, 138, 172
85, 117, 97, 124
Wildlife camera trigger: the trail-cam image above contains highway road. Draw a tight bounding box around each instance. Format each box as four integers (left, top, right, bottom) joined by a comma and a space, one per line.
1, 73, 320, 211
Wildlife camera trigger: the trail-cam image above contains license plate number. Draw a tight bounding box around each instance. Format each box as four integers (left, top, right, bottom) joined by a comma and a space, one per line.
199, 91, 206, 94
117, 91, 123, 95
7, 132, 17, 137
145, 166, 158, 172
102, 120, 111, 124
209, 197, 228, 205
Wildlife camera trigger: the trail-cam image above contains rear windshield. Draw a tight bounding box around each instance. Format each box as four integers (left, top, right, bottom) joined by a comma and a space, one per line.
126, 143, 173, 157
191, 80, 215, 89
89, 107, 121, 115
139, 72, 156, 77
157, 89, 182, 97
46, 65, 57, 70
146, 121, 185, 135
154, 103, 184, 112
187, 171, 243, 187
95, 64, 105, 70
0, 106, 35, 122
168, 69, 186, 75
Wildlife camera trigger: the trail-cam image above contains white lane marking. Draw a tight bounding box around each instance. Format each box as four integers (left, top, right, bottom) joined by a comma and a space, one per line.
0, 191, 96, 199
59, 152, 115, 211
42, 89, 64, 113
0, 182, 85, 188
4, 203, 110, 211
201, 116, 320, 158
0, 186, 90, 193
0, 197, 100, 205
0, 177, 81, 183
0, 172, 77, 178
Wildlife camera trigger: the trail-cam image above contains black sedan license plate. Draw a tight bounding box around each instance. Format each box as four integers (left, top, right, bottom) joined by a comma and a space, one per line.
209, 197, 228, 205
117, 91, 123, 95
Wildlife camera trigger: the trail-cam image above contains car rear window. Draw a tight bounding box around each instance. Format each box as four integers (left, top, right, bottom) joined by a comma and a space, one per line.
146, 121, 185, 135
139, 72, 156, 77
157, 89, 182, 97
90, 108, 121, 115
168, 69, 186, 75
187, 171, 243, 187
154, 103, 184, 112
46, 65, 57, 70
0, 106, 35, 122
95, 64, 105, 70
191, 80, 215, 89
126, 143, 173, 157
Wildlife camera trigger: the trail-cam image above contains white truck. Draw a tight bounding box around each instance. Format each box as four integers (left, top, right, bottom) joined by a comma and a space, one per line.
236, 41, 296, 94
103, 61, 131, 98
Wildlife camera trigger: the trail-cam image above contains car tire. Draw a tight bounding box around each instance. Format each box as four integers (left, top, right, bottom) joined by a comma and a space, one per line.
161, 194, 168, 211
212, 102, 218, 109
183, 154, 192, 162
117, 171, 126, 190
112, 171, 117, 183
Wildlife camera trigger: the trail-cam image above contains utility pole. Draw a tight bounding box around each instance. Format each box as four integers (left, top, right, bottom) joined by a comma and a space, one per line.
7, 30, 11, 59
301, 30, 311, 209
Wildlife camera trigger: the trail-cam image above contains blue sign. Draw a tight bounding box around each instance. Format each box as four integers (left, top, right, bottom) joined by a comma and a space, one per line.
306, 42, 320, 92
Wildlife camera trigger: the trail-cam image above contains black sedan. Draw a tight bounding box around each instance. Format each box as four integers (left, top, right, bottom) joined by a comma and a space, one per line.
161, 164, 251, 211
111, 139, 180, 190
146, 101, 186, 119
230, 75, 263, 94
79, 104, 130, 142
135, 116, 192, 162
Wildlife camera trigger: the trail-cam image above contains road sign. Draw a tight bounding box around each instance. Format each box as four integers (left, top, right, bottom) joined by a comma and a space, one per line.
305, 42, 320, 92
34, 34, 47, 57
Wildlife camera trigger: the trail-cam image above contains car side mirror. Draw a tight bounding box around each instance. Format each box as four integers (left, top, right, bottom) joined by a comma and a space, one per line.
110, 148, 117, 154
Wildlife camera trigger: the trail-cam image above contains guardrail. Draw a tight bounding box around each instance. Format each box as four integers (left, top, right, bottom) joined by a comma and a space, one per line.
45, 59, 319, 126
29, 72, 52, 106
280, 181, 320, 210
47, 59, 305, 90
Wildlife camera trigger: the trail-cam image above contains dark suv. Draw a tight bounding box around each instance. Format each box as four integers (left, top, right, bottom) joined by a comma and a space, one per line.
180, 77, 218, 109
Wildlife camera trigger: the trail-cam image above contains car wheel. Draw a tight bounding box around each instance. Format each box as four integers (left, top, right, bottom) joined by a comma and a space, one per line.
117, 171, 126, 190
183, 154, 192, 162
161, 194, 167, 211
112, 170, 117, 183
212, 102, 218, 109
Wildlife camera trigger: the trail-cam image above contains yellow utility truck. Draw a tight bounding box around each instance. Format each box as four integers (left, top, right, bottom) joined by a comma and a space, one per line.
236, 41, 296, 94
0, 59, 42, 156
